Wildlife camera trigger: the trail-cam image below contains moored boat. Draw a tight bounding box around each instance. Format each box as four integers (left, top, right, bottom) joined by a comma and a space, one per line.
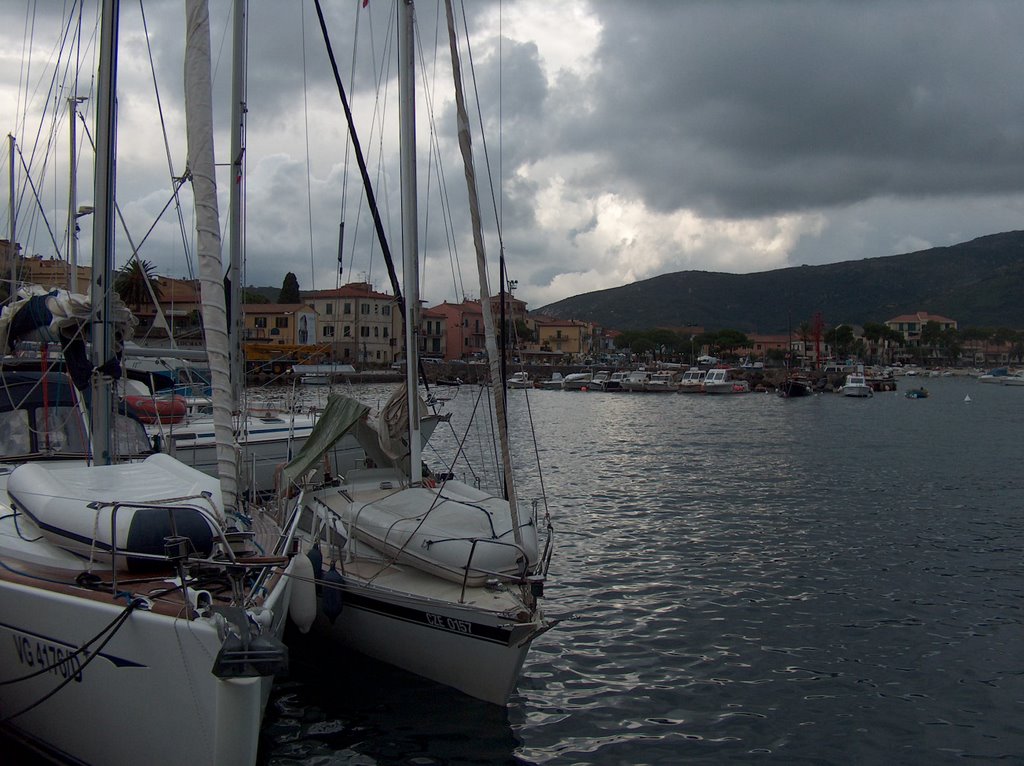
702, 368, 751, 394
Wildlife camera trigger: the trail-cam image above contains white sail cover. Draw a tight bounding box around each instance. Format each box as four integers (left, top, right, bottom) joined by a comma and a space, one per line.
185, 0, 236, 518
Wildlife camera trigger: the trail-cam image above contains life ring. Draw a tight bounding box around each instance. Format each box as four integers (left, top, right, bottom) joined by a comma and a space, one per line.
124, 394, 188, 425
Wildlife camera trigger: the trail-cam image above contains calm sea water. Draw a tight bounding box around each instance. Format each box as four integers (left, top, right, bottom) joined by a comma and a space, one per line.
264, 375, 1023, 765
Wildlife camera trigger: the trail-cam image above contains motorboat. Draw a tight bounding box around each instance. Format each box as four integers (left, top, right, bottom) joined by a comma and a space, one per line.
620, 370, 651, 392
677, 367, 706, 393
561, 371, 592, 390
507, 371, 532, 389
842, 370, 874, 398
643, 371, 679, 392
538, 372, 564, 390
702, 368, 751, 394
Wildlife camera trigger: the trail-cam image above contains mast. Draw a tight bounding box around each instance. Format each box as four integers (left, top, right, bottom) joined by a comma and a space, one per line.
89, 0, 120, 465
443, 0, 523, 542
227, 0, 246, 406
398, 0, 421, 484
68, 97, 88, 291
185, 0, 235, 518
7, 134, 14, 297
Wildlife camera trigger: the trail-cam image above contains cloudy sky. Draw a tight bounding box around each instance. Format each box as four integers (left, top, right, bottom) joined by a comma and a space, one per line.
3, 0, 1024, 311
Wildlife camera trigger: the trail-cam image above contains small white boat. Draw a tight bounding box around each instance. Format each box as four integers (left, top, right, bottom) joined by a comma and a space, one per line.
561, 371, 592, 390
620, 370, 651, 392
702, 368, 751, 394
644, 371, 679, 392
842, 371, 874, 398
677, 367, 706, 393
507, 371, 532, 389
539, 372, 564, 390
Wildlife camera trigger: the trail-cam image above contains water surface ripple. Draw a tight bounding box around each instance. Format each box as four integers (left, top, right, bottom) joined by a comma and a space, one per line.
262, 377, 1024, 765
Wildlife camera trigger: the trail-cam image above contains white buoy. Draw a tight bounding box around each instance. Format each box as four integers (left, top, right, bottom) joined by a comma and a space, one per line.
288, 552, 317, 634
964, 395, 972, 403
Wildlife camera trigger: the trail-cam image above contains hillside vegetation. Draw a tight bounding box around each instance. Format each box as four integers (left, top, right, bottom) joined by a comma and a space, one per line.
535, 231, 1024, 332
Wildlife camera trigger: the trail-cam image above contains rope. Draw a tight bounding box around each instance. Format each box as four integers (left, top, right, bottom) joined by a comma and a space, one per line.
0, 596, 144, 722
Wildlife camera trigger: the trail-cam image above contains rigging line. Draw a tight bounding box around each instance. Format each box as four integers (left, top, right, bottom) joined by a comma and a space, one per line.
0, 595, 135, 687
138, 0, 196, 282
312, 0, 405, 317
410, 16, 464, 302
0, 598, 142, 723
458, 0, 503, 249
300, 3, 317, 289
335, 0, 363, 288
20, 5, 77, 234
15, 146, 62, 260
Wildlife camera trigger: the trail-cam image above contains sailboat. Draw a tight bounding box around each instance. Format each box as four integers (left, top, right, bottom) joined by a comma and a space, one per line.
278, 0, 554, 704
0, 2, 309, 763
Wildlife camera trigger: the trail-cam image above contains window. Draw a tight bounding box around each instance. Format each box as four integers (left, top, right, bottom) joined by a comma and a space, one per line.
343, 348, 350, 358
343, 325, 351, 337
254, 316, 267, 329
360, 326, 370, 338
375, 350, 381, 360
361, 303, 370, 315
374, 304, 379, 314
383, 327, 389, 339
323, 325, 335, 338
374, 326, 379, 337
382, 305, 391, 316
275, 316, 289, 329
326, 303, 333, 315
344, 302, 352, 314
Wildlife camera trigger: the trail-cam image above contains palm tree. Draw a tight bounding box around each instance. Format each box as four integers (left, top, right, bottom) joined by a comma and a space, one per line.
114, 259, 162, 312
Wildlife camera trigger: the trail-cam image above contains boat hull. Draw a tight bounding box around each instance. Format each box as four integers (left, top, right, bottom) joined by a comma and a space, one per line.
313, 577, 539, 705
0, 576, 275, 766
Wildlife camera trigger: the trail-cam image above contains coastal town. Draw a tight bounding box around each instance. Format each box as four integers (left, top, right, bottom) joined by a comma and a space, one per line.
8, 252, 1024, 381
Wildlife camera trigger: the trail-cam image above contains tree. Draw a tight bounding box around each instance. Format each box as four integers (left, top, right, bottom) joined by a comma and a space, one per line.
715, 329, 750, 357
114, 259, 162, 311
278, 272, 300, 304
243, 290, 271, 304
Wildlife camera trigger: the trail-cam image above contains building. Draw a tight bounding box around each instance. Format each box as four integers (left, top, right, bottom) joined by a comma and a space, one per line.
420, 306, 447, 359
12, 254, 91, 293
130, 276, 203, 346
430, 297, 528, 361
532, 318, 593, 359
305, 282, 399, 365
243, 303, 319, 345
885, 312, 958, 346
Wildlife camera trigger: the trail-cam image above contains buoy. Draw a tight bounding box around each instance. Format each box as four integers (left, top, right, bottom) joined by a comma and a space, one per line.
964, 395, 971, 403
288, 552, 317, 634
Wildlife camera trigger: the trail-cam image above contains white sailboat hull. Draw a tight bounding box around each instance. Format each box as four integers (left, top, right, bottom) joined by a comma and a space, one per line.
0, 557, 286, 766
314, 569, 539, 705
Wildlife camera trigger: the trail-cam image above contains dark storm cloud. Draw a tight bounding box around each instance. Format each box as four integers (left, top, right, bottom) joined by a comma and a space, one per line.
570, 1, 1024, 218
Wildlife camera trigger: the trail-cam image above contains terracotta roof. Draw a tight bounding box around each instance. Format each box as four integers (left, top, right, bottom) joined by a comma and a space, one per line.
243, 303, 316, 315
306, 282, 394, 300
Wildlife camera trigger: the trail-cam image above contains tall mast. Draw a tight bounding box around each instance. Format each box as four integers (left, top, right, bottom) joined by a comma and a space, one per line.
7, 134, 15, 297
68, 97, 87, 291
227, 0, 246, 406
399, 0, 421, 483
443, 0, 522, 542
89, 0, 120, 465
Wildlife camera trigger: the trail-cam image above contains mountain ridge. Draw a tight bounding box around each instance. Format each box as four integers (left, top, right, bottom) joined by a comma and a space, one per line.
535, 231, 1024, 332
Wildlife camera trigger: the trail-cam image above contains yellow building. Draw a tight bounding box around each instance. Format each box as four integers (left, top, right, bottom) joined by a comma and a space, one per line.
243, 303, 319, 345
533, 319, 592, 358
305, 282, 399, 365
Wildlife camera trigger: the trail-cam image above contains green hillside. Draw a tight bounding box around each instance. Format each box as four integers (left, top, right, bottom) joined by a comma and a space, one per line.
535, 231, 1024, 332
